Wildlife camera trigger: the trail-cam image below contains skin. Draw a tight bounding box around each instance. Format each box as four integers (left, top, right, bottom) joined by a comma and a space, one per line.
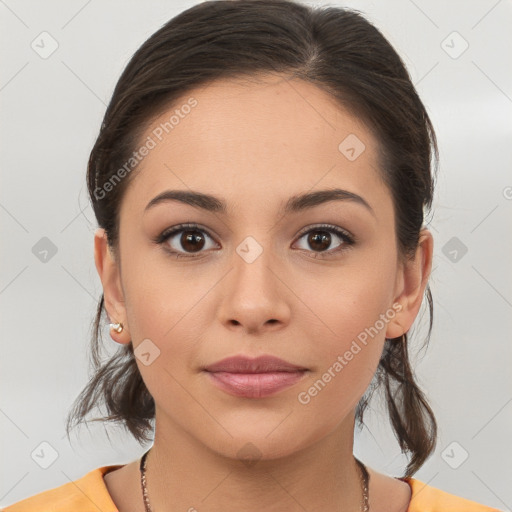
96, 73, 433, 512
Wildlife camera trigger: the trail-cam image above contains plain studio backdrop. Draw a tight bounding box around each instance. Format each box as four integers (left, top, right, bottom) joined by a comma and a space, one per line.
0, 0, 511, 509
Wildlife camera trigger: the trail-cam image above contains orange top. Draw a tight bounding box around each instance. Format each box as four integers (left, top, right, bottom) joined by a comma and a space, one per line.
1, 465, 502, 512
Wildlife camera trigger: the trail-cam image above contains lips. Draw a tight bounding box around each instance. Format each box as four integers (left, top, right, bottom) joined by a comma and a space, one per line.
203, 355, 308, 398
203, 355, 308, 373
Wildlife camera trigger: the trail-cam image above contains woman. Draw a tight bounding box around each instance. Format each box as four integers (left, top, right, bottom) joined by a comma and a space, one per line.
2, 1, 502, 511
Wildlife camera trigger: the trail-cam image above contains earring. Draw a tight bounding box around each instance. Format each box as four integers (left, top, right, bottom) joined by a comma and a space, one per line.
110, 322, 124, 333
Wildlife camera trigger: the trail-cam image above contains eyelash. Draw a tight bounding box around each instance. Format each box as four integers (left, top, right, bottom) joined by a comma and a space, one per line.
153, 222, 356, 260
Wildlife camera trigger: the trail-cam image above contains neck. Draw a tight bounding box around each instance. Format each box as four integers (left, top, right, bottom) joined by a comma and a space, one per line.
143, 408, 364, 512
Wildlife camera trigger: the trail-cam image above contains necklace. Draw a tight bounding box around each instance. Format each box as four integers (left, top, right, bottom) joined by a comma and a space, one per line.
140, 449, 370, 511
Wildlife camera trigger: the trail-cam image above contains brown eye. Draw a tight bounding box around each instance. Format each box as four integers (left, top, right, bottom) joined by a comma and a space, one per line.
293, 224, 355, 258
179, 230, 206, 253
306, 231, 332, 252
157, 224, 218, 257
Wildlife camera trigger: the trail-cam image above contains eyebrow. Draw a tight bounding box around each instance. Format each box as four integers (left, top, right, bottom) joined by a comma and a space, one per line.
144, 188, 375, 217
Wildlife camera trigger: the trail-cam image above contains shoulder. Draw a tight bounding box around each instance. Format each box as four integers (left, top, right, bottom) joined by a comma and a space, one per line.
1, 465, 122, 512
405, 477, 503, 512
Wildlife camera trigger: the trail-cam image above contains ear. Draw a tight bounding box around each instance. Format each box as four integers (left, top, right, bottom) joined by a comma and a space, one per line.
94, 228, 130, 344
385, 228, 433, 339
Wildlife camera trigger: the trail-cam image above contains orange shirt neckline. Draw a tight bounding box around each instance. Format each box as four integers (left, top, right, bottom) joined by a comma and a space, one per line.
93, 466, 416, 512
8, 464, 497, 512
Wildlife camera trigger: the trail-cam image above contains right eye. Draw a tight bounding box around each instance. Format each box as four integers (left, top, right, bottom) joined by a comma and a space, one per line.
155, 223, 219, 258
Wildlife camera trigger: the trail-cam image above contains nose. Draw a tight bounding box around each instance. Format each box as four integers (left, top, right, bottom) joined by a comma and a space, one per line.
216, 242, 291, 336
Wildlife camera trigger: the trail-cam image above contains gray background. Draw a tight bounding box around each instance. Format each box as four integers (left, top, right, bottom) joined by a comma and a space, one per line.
1, 0, 511, 509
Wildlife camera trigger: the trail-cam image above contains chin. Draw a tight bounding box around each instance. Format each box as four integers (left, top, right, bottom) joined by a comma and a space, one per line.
196, 420, 327, 464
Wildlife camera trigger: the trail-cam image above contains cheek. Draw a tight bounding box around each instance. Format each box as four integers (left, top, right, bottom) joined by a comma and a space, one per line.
120, 240, 206, 339
293, 307, 387, 430
295, 251, 397, 343
121, 250, 219, 386
123, 271, 210, 363
292, 256, 397, 404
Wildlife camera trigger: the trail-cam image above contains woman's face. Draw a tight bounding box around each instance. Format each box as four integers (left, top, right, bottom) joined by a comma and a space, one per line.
100, 74, 430, 459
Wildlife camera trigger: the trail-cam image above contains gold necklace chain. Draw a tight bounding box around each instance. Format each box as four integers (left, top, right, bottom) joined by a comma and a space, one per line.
140, 449, 370, 511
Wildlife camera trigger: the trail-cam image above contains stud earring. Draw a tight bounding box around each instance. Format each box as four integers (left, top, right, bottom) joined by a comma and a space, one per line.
110, 322, 124, 333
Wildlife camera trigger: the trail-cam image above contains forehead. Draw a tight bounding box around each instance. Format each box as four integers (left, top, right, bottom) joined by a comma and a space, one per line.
120, 74, 388, 217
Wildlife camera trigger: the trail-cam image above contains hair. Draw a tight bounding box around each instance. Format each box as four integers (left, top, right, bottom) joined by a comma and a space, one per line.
66, 0, 438, 477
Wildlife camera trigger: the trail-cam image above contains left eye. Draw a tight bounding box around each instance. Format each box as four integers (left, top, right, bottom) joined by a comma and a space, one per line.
293, 225, 354, 257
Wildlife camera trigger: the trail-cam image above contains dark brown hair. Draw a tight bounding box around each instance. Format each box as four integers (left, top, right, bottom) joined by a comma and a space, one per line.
66, 0, 438, 477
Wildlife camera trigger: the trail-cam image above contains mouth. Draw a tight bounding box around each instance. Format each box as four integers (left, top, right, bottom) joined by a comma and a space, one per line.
203, 354, 308, 373
203, 355, 309, 398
